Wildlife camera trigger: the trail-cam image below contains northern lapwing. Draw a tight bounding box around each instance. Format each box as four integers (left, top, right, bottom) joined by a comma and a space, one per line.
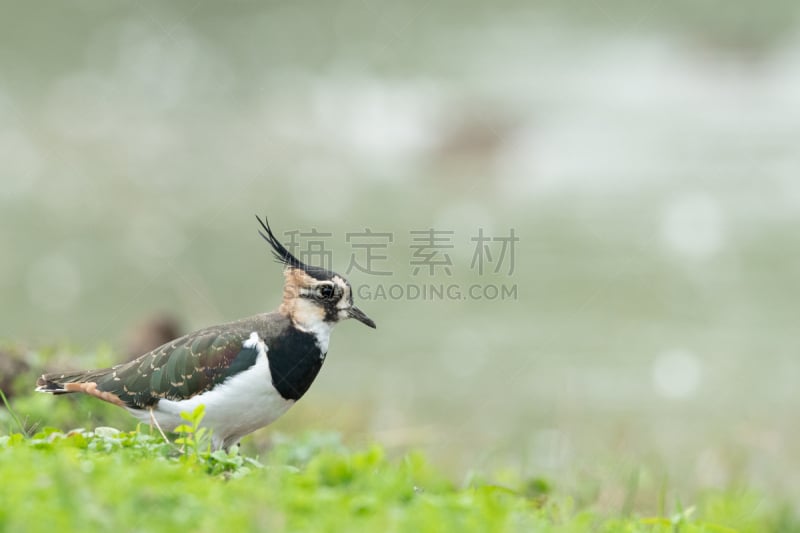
36, 216, 376, 450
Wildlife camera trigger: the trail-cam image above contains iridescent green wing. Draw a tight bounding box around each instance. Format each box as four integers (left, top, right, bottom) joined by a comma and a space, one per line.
94, 319, 267, 409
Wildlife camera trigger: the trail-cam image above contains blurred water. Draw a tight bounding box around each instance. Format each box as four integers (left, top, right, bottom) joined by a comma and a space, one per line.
1, 1, 798, 498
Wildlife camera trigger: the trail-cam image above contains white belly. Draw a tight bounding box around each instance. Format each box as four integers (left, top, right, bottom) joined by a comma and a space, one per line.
128, 333, 294, 449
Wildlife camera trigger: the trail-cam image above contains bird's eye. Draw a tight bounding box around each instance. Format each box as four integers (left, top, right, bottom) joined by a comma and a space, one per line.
317, 284, 335, 299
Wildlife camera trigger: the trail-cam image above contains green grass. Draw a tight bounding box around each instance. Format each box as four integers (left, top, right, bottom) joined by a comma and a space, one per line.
0, 415, 796, 532
1, 386, 798, 531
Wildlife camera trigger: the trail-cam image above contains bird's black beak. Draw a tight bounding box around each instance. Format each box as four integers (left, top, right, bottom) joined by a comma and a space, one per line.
348, 306, 376, 329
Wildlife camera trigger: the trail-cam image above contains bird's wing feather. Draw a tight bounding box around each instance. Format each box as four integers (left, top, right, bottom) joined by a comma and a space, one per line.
37, 312, 291, 409
93, 324, 257, 408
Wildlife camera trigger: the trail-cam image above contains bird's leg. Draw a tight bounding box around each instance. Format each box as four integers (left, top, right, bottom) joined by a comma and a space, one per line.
148, 407, 172, 446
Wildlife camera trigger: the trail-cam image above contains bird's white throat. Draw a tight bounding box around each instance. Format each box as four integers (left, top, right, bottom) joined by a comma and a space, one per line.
289, 298, 334, 354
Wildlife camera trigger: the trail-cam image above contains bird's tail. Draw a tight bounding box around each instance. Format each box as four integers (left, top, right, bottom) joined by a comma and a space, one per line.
35, 368, 113, 394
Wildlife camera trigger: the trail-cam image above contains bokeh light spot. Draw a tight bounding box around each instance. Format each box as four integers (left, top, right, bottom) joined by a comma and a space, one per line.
652, 348, 702, 399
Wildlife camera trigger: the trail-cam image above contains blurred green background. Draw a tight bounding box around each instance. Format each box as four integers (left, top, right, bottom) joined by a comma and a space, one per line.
1, 0, 798, 508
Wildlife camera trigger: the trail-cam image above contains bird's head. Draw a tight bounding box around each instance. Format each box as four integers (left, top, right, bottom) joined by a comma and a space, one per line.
256, 216, 376, 331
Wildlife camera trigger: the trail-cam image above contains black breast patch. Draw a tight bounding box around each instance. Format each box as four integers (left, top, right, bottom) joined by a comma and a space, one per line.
265, 327, 325, 401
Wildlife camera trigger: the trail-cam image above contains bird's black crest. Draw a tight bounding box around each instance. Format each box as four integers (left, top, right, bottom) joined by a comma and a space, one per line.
255, 215, 334, 281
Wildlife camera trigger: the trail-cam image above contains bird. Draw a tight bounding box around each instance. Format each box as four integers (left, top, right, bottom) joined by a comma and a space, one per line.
36, 216, 376, 450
